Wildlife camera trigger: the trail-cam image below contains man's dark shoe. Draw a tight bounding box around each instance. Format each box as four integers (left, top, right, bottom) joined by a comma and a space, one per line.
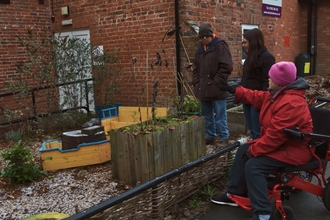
216, 139, 235, 148
205, 137, 218, 145
210, 193, 238, 207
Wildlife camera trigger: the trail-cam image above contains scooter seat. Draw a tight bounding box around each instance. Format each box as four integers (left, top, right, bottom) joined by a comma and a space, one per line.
282, 157, 326, 172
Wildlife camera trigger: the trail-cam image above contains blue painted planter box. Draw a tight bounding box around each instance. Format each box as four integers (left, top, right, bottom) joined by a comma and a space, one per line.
95, 103, 121, 119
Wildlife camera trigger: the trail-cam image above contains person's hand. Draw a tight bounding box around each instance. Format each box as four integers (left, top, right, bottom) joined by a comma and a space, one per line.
242, 150, 253, 160
233, 98, 240, 106
219, 85, 236, 94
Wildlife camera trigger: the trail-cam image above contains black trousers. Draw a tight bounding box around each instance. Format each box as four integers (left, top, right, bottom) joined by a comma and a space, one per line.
226, 144, 289, 215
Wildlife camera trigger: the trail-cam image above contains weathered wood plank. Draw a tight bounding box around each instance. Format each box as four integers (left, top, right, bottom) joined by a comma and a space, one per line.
180, 123, 189, 165
134, 134, 143, 185
138, 133, 153, 184
109, 130, 118, 179
128, 133, 137, 185
147, 134, 155, 180
189, 119, 198, 161
119, 133, 130, 184
164, 128, 174, 173
196, 117, 205, 158
171, 125, 182, 169
153, 131, 165, 177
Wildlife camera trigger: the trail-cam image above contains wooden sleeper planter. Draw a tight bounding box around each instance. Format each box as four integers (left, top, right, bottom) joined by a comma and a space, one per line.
110, 116, 206, 186
227, 105, 248, 135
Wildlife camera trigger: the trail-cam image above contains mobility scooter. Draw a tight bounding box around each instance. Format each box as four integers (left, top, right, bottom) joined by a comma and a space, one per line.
229, 96, 330, 220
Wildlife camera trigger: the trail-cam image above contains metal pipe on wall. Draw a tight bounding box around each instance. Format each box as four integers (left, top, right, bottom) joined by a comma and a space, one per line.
174, 0, 181, 95
312, 1, 317, 75
307, 0, 312, 55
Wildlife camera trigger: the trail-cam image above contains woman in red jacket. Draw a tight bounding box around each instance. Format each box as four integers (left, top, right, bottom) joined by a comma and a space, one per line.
211, 61, 313, 220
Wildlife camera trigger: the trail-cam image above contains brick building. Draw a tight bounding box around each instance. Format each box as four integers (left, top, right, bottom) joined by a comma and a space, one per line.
0, 0, 329, 109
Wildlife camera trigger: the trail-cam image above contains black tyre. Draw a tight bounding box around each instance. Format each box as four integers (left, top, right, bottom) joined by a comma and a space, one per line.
272, 205, 294, 220
323, 182, 330, 211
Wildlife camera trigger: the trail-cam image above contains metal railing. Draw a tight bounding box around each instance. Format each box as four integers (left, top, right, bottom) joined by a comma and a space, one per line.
64, 138, 247, 220
0, 78, 94, 126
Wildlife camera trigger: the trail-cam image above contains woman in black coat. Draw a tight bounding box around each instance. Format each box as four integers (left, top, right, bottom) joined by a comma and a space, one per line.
239, 28, 275, 139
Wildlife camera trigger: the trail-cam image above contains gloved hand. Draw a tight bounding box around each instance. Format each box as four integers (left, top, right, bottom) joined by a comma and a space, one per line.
219, 85, 236, 94
242, 150, 253, 160
233, 98, 240, 106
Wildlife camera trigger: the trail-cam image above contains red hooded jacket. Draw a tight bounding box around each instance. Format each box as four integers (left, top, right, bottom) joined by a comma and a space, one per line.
235, 78, 313, 166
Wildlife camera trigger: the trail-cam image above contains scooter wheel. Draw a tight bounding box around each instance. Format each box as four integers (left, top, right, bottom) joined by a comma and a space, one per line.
272, 205, 294, 220
323, 182, 330, 211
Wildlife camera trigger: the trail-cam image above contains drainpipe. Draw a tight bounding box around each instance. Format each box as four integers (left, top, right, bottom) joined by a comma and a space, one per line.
307, 0, 312, 55
312, 1, 317, 75
174, 0, 181, 95
307, 0, 318, 75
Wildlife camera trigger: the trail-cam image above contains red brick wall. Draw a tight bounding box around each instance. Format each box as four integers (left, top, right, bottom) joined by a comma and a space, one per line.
0, 0, 51, 93
315, 1, 330, 76
51, 0, 178, 107
0, 0, 51, 122
49, 0, 312, 107
270, 1, 306, 62
1, 0, 328, 110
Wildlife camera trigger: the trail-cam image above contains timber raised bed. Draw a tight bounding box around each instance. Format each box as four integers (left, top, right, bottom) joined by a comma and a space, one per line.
110, 116, 206, 186
227, 105, 248, 135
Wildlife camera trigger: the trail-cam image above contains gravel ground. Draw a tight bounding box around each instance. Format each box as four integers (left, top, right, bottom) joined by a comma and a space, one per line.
0, 139, 230, 220
0, 147, 130, 220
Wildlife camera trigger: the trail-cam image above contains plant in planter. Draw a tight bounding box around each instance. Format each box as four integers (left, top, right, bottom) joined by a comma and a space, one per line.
92, 48, 122, 119
172, 95, 201, 115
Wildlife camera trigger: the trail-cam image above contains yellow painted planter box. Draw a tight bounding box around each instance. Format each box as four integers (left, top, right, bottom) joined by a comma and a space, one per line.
101, 106, 168, 139
39, 139, 111, 171
39, 106, 167, 171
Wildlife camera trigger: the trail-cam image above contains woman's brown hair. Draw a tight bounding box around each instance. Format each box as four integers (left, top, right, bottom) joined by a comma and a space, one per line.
243, 28, 265, 72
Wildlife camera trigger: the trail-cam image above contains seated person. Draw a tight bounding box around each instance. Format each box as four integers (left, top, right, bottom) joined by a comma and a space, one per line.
211, 61, 313, 220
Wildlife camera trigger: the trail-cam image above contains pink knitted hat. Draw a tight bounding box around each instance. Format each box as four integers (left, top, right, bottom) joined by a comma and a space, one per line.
268, 61, 297, 87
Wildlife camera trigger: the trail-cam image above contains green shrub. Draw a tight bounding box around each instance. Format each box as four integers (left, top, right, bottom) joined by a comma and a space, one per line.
172, 95, 200, 114
0, 140, 46, 184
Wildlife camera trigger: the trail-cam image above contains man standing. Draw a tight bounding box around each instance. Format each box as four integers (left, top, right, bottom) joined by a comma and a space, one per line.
192, 23, 233, 146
